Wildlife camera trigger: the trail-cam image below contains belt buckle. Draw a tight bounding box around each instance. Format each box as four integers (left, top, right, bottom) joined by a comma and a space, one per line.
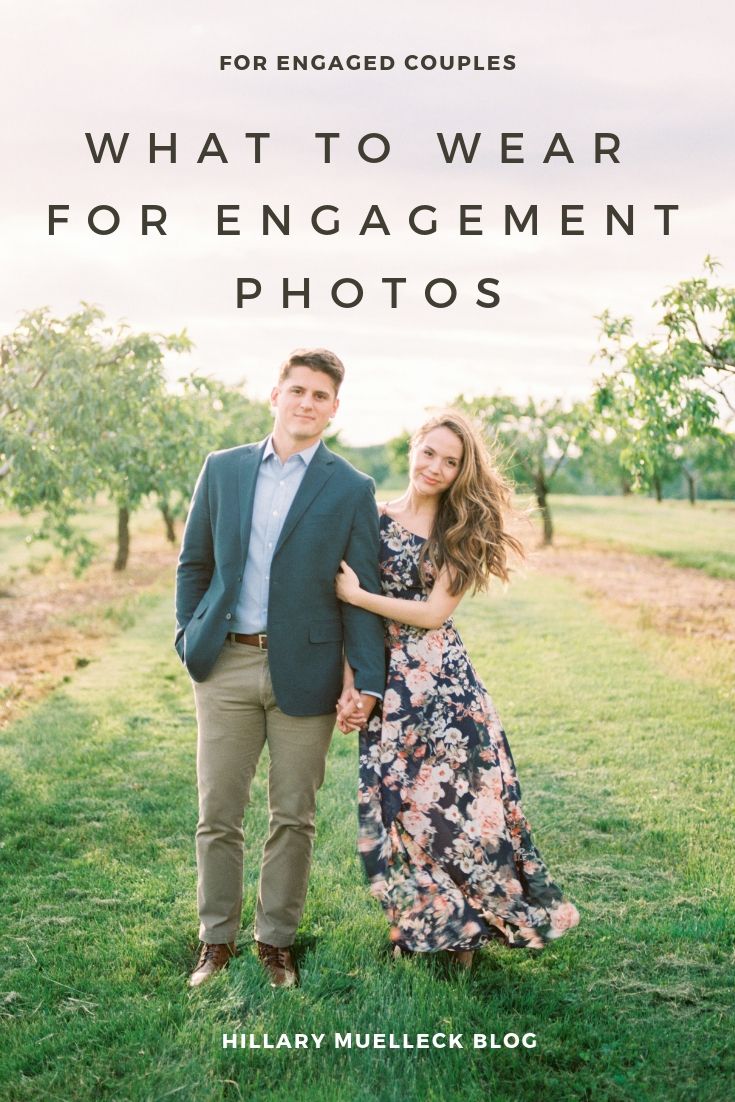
257, 633, 267, 650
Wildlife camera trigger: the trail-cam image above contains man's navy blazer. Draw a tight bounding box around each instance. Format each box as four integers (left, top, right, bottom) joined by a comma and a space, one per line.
174, 439, 386, 716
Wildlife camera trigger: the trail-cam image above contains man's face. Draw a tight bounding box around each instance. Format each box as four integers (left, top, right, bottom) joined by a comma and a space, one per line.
271, 366, 339, 445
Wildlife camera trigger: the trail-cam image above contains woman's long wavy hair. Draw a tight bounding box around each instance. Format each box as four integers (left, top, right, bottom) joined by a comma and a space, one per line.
413, 410, 524, 596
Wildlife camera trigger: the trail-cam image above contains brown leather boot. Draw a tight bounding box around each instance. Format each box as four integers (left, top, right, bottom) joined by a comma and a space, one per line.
256, 941, 298, 988
189, 941, 237, 988
447, 949, 474, 970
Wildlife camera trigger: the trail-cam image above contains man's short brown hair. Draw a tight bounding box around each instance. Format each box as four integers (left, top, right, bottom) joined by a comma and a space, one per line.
278, 348, 345, 392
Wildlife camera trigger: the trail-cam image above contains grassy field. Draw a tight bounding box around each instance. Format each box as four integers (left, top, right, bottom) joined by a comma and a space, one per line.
1, 566, 734, 1101
549, 495, 735, 579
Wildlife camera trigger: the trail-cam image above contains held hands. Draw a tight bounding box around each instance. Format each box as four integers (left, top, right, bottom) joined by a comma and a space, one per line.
335, 560, 362, 605
336, 687, 377, 734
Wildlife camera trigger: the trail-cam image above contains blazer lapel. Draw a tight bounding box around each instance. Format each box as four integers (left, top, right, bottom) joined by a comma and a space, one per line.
274, 442, 335, 555
238, 440, 268, 557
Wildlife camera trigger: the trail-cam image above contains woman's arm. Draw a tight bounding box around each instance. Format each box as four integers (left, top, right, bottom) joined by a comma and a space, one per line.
336, 560, 463, 630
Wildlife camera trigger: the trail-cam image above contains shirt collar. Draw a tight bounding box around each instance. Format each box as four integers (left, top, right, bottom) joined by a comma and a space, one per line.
262, 435, 322, 467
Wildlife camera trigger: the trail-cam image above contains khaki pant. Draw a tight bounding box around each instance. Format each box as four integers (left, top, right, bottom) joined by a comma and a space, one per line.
192, 639, 335, 946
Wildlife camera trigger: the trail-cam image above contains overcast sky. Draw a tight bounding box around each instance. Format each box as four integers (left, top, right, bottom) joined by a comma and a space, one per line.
2, 0, 733, 443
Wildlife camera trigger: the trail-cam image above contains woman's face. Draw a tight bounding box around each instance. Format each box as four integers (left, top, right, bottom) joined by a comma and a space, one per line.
410, 426, 464, 497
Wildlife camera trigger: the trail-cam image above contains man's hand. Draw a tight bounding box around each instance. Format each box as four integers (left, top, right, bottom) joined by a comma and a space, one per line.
336, 687, 377, 733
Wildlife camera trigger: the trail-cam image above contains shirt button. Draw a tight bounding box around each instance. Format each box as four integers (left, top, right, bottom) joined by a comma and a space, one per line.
225, 613, 232, 620
273, 510, 278, 516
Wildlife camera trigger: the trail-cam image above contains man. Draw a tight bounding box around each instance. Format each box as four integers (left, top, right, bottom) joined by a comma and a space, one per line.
175, 348, 385, 988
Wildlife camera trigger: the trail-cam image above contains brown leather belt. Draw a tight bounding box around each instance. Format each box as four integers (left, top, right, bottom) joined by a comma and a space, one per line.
230, 632, 268, 650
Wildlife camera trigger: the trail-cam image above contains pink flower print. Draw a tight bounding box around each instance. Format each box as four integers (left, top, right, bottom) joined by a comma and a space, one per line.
383, 688, 402, 715
381, 720, 402, 744
549, 902, 580, 935
446, 747, 468, 768
472, 793, 506, 839
405, 666, 435, 700
413, 781, 442, 807
408, 631, 442, 659
403, 809, 432, 843
487, 768, 504, 799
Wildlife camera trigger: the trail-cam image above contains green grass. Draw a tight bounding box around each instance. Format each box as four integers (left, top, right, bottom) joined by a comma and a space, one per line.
1, 575, 733, 1101
549, 495, 735, 579
0, 500, 165, 577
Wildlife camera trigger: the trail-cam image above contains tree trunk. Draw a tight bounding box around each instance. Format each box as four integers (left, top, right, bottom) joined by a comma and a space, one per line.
114, 506, 130, 571
653, 476, 663, 503
160, 502, 176, 542
620, 477, 632, 496
535, 478, 553, 545
683, 469, 697, 506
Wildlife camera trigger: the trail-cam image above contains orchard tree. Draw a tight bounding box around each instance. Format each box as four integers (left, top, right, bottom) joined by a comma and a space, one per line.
674, 431, 735, 504
154, 376, 272, 543
656, 257, 735, 413
593, 258, 734, 489
457, 395, 586, 545
573, 426, 635, 496
0, 305, 191, 570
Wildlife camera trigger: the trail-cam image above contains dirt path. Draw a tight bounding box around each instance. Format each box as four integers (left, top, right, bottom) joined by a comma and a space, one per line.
527, 538, 735, 643
0, 533, 177, 726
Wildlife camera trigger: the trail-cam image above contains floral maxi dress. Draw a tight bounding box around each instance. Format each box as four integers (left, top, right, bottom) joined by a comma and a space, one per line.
358, 513, 579, 952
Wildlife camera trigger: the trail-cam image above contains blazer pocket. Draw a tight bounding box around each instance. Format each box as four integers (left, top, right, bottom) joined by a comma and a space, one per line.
309, 619, 344, 643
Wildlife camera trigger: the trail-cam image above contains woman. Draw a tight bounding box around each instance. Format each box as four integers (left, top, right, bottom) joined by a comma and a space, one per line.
336, 410, 579, 967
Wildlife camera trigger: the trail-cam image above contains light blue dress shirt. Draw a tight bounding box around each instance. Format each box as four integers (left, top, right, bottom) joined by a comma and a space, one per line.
232, 436, 321, 633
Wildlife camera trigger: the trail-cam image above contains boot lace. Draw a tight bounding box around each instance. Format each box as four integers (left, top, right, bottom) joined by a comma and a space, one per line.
258, 942, 286, 966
